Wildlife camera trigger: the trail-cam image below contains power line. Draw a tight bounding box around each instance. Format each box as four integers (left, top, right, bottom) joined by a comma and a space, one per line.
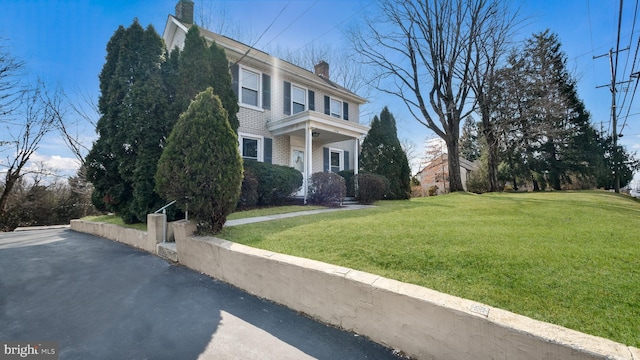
230, 1, 291, 68
291, 1, 375, 55
616, 0, 639, 115
262, 0, 320, 49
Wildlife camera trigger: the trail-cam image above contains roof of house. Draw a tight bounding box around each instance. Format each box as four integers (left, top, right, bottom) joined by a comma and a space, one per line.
416, 154, 478, 175
163, 15, 367, 105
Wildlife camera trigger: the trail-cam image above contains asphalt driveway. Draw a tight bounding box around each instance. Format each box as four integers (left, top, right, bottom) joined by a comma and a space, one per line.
0, 229, 403, 360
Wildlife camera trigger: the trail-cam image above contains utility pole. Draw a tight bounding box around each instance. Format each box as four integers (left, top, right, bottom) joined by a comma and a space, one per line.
594, 46, 629, 193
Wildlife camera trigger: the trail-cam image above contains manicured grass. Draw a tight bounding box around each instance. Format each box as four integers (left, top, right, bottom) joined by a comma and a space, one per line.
82, 214, 147, 231
218, 191, 640, 347
227, 205, 325, 220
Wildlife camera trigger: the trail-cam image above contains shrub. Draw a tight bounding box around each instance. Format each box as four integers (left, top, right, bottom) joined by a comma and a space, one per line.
356, 173, 388, 204
338, 169, 355, 197
243, 160, 302, 206
467, 170, 489, 194
155, 88, 242, 234
308, 172, 346, 207
427, 185, 439, 197
237, 166, 259, 209
411, 185, 425, 197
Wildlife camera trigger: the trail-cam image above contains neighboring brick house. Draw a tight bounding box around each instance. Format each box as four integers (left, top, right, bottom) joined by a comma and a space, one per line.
416, 154, 477, 194
163, 1, 368, 202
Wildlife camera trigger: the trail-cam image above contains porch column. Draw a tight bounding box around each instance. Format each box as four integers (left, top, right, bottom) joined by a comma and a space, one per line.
354, 138, 360, 176
304, 124, 312, 204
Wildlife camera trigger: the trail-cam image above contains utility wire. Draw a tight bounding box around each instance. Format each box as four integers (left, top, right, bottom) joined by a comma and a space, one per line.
229, 1, 291, 68
262, 0, 320, 49
291, 1, 375, 54
617, 0, 639, 118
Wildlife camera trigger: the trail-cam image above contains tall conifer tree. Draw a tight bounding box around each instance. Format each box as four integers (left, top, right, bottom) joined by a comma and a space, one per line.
86, 20, 169, 222
360, 107, 411, 199
176, 26, 238, 131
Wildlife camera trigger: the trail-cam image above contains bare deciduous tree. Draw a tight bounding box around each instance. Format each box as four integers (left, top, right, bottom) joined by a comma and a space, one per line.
275, 42, 370, 97
350, 0, 513, 192
469, 2, 521, 192
0, 82, 61, 218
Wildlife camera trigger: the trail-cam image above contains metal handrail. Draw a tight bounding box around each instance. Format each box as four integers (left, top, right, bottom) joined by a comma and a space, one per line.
154, 200, 176, 214
153, 200, 181, 244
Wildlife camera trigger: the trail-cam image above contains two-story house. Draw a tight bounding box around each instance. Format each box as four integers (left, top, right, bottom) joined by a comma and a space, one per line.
163, 1, 369, 202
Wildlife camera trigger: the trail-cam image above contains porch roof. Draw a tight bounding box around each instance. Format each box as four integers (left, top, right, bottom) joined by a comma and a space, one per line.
267, 110, 369, 144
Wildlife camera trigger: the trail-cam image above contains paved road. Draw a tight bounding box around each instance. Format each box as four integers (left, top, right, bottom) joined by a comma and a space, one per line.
0, 229, 403, 360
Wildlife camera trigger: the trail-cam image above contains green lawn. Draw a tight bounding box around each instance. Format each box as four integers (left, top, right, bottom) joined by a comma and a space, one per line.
227, 205, 325, 220
218, 191, 640, 347
82, 214, 147, 231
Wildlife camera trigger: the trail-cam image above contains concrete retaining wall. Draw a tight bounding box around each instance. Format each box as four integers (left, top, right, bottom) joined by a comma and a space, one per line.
70, 218, 639, 360
70, 214, 170, 253
171, 220, 638, 360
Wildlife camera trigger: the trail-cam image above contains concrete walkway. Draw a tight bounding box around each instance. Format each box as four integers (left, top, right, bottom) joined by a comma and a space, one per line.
226, 204, 373, 227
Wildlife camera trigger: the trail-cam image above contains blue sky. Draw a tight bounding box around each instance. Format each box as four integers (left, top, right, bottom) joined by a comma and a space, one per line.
2, 0, 639, 186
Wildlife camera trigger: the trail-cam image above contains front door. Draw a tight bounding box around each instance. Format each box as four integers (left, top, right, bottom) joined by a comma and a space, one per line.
291, 148, 305, 196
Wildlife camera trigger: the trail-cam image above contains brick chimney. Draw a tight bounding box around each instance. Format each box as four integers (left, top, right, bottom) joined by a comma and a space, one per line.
314, 60, 329, 79
175, 0, 194, 24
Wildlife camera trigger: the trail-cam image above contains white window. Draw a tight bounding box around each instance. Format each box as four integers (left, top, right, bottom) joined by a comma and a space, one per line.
330, 148, 343, 173
240, 67, 260, 108
330, 98, 342, 118
239, 133, 263, 161
292, 85, 306, 114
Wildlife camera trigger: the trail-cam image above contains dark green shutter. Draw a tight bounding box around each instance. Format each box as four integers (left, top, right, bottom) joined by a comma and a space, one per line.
323, 147, 329, 172
343, 102, 349, 121
262, 74, 271, 110
324, 96, 330, 115
230, 63, 239, 98
308, 90, 315, 111
344, 151, 349, 170
283, 81, 291, 115
264, 138, 272, 164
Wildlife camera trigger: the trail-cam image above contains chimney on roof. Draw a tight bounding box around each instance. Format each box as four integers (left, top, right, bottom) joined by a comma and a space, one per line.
314, 60, 329, 79
175, 0, 194, 24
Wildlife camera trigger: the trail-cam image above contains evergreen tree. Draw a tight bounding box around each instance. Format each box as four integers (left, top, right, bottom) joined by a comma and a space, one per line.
155, 87, 242, 234
494, 31, 599, 190
459, 117, 480, 162
86, 20, 169, 223
360, 107, 411, 199
176, 26, 239, 132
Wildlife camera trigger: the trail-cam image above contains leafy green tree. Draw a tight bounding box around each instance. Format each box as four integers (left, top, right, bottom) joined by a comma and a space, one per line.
176, 26, 239, 132
155, 87, 242, 234
360, 107, 411, 199
86, 20, 169, 223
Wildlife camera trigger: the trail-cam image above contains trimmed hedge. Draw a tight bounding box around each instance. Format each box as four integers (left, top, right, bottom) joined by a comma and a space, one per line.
308, 172, 346, 207
356, 173, 388, 204
241, 160, 303, 207
338, 169, 355, 197
237, 165, 259, 209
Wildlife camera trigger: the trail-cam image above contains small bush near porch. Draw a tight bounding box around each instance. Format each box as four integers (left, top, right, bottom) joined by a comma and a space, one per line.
219, 191, 640, 348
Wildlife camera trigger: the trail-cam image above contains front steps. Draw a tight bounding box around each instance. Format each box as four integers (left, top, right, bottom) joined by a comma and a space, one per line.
157, 242, 178, 262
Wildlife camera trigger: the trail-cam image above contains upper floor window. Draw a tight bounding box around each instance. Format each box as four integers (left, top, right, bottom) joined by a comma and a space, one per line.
330, 98, 342, 118
240, 68, 260, 107
324, 95, 349, 121
292, 85, 306, 114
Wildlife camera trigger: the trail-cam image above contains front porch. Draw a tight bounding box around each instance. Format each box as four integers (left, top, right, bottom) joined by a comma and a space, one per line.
267, 110, 369, 202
